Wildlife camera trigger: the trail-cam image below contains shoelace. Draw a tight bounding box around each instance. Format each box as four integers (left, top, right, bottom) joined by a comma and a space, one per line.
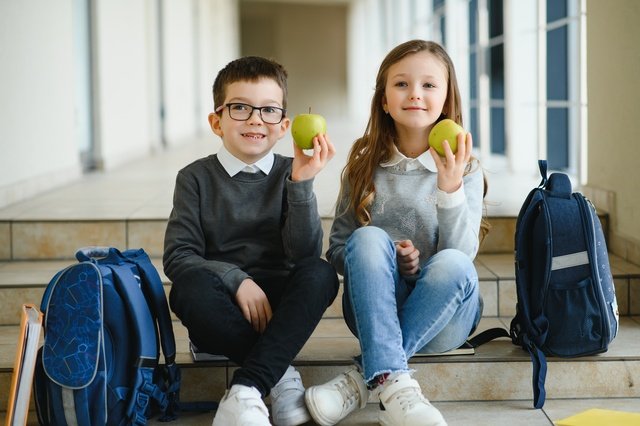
389, 383, 428, 412
334, 374, 361, 409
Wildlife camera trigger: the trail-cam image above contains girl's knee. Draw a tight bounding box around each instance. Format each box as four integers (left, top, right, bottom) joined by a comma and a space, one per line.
431, 249, 475, 275
422, 249, 478, 291
348, 226, 389, 246
345, 227, 394, 261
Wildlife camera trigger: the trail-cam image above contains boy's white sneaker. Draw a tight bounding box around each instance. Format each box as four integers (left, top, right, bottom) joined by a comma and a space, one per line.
270, 366, 311, 426
304, 368, 369, 426
378, 373, 447, 426
212, 384, 271, 426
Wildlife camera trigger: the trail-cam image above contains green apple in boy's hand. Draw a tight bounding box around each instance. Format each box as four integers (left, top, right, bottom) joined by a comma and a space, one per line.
428, 119, 464, 156
291, 110, 327, 150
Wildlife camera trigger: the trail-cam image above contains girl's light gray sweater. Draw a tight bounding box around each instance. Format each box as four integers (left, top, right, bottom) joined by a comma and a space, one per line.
327, 162, 484, 276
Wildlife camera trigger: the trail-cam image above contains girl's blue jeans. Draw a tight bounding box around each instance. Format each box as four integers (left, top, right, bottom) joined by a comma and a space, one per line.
341, 226, 482, 383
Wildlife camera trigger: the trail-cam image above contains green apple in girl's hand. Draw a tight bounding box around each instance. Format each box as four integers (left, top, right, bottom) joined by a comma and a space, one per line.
291, 110, 327, 150
428, 119, 464, 156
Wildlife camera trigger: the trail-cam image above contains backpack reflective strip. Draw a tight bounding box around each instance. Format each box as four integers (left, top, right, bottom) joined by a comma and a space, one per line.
550, 251, 589, 271
62, 388, 78, 426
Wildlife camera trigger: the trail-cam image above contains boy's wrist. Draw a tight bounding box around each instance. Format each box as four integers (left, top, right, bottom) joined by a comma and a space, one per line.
286, 177, 315, 201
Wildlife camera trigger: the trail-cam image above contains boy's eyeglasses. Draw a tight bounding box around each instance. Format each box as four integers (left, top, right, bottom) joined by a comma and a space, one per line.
215, 103, 286, 124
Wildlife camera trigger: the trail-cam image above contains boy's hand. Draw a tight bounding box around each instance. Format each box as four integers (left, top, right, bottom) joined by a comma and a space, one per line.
395, 239, 420, 276
291, 133, 336, 182
429, 131, 473, 193
236, 278, 272, 333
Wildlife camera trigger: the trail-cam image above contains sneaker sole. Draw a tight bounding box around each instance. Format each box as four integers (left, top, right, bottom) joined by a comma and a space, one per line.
304, 388, 337, 426
379, 411, 448, 426
272, 408, 311, 426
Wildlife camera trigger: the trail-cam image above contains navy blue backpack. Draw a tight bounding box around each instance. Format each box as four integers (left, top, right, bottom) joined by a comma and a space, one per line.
470, 160, 619, 408
33, 247, 181, 425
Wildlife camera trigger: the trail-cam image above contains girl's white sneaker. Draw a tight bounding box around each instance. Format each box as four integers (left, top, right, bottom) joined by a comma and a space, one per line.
304, 368, 369, 426
378, 373, 447, 426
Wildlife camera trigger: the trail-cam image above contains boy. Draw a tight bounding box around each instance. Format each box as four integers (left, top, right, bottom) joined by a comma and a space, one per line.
163, 56, 339, 426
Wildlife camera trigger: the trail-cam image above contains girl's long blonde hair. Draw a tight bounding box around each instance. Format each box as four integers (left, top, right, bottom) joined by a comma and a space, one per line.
341, 39, 490, 241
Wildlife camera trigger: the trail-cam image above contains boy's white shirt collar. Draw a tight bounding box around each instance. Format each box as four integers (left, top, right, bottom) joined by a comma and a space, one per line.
380, 144, 438, 172
217, 145, 275, 177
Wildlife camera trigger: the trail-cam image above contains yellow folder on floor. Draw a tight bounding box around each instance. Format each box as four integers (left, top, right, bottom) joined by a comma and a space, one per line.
555, 408, 640, 426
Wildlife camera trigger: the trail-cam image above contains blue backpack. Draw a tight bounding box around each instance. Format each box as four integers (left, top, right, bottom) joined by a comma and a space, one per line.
33, 247, 181, 425
470, 160, 619, 408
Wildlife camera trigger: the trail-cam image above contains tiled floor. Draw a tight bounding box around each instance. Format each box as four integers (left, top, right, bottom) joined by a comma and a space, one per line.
148, 398, 640, 426
5, 398, 640, 425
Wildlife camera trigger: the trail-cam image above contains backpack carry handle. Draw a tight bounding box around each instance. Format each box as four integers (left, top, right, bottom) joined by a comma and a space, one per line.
546, 173, 572, 199
537, 160, 572, 199
537, 160, 548, 188
76, 246, 112, 261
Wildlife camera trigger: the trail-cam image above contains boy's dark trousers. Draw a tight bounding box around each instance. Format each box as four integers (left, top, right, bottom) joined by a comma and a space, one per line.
169, 256, 339, 397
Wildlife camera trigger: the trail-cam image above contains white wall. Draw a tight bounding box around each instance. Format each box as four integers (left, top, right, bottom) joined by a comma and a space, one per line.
586, 0, 640, 246
93, 0, 156, 169
504, 0, 538, 175
162, 0, 240, 145
347, 0, 384, 125
197, 0, 241, 133
0, 0, 240, 208
0, 1, 81, 207
240, 1, 349, 123
161, 0, 198, 146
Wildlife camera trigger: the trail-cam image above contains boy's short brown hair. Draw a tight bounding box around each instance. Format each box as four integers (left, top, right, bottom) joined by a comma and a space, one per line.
212, 56, 288, 110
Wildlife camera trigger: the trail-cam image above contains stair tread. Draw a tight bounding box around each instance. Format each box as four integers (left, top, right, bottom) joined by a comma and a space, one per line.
0, 258, 169, 287
1, 254, 639, 289
2, 317, 639, 372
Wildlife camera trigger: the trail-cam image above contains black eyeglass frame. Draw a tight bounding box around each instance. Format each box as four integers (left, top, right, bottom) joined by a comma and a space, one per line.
214, 102, 287, 124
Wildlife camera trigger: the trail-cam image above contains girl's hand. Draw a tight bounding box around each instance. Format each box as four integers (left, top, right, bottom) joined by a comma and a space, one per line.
395, 239, 420, 276
429, 131, 473, 193
291, 133, 336, 182
236, 278, 272, 333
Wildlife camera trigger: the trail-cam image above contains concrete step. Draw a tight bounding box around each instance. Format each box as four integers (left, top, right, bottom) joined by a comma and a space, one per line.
0, 212, 610, 261
2, 316, 639, 419
1, 254, 639, 327
0, 216, 518, 262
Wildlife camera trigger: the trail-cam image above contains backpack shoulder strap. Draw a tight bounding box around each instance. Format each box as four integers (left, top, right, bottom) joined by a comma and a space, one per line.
119, 248, 181, 420
467, 327, 510, 348
120, 249, 177, 363
107, 262, 166, 425
523, 334, 547, 409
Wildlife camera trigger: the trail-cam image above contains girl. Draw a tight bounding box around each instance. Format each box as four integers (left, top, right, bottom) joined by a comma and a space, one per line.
304, 40, 487, 426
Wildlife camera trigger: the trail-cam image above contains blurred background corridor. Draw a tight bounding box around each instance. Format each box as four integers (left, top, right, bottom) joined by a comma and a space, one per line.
1, 0, 639, 261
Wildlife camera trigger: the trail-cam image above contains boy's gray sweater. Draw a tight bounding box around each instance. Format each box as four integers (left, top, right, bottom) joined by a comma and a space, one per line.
163, 154, 322, 295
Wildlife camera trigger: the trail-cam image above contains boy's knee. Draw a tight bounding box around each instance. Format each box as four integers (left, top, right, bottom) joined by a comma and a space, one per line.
295, 256, 339, 294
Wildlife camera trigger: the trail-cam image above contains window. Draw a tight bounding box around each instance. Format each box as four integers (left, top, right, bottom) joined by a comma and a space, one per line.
468, 0, 505, 154
432, 0, 446, 45
466, 0, 582, 173
544, 0, 580, 171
